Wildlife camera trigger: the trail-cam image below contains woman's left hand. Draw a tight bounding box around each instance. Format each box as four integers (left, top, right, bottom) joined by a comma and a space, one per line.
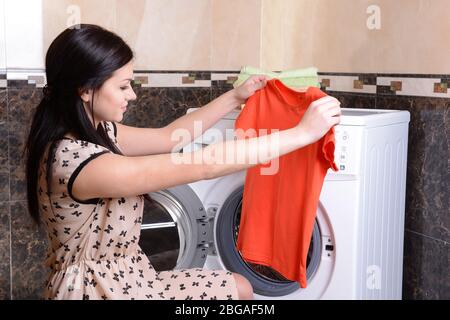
233, 75, 269, 104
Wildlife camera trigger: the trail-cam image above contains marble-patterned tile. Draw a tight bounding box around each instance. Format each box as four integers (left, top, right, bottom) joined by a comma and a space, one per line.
0, 121, 8, 173
211, 82, 234, 101
0, 172, 8, 202
323, 91, 377, 109
376, 95, 448, 124
10, 165, 26, 201
7, 88, 42, 125
411, 96, 449, 123
377, 96, 449, 242
375, 95, 414, 111
0, 202, 11, 300
405, 122, 448, 239
123, 86, 211, 128
7, 88, 41, 172
8, 120, 28, 168
402, 230, 449, 299
0, 89, 6, 123
10, 201, 48, 300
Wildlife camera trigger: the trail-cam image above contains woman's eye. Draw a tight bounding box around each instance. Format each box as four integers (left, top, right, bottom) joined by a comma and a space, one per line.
120, 86, 128, 90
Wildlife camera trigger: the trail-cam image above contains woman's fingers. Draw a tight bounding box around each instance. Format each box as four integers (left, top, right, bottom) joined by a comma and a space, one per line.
310, 96, 336, 108
315, 96, 341, 126
256, 75, 269, 82
325, 104, 342, 116
244, 75, 268, 92
317, 103, 341, 116
325, 106, 341, 126
332, 115, 341, 125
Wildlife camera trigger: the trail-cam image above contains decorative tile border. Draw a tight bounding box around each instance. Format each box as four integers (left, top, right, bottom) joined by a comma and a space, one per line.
376, 76, 450, 98
5, 69, 47, 88
1, 69, 240, 89
211, 73, 239, 84
133, 72, 211, 87
318, 72, 450, 98
0, 70, 6, 88
2, 69, 449, 98
318, 74, 377, 94
132, 71, 239, 88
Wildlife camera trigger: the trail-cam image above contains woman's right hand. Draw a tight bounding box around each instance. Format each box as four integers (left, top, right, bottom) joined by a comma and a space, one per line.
295, 96, 342, 144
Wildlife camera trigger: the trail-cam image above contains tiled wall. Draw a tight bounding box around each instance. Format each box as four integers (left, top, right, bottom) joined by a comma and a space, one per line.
261, 0, 450, 74
4, 1, 450, 73
0, 70, 448, 299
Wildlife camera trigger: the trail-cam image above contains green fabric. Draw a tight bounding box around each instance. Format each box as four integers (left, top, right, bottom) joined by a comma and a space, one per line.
233, 66, 320, 88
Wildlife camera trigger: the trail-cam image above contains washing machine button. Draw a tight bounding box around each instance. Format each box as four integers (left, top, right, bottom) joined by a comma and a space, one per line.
342, 134, 348, 141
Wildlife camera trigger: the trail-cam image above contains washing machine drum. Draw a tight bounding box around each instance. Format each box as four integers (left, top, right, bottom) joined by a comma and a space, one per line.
139, 185, 322, 297
138, 185, 212, 271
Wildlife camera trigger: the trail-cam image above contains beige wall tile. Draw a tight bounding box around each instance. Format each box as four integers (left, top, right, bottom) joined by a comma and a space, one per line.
0, 0, 6, 69
211, 0, 261, 70
34, 0, 450, 73
43, 0, 118, 55
43, 0, 71, 52
118, 0, 211, 70
262, 0, 450, 74
261, 0, 283, 70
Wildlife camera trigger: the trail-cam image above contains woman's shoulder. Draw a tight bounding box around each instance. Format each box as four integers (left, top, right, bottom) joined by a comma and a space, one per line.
51, 137, 111, 166
62, 121, 116, 142
63, 121, 117, 144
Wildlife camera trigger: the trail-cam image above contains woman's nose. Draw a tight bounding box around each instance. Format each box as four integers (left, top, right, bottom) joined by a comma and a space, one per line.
128, 88, 137, 101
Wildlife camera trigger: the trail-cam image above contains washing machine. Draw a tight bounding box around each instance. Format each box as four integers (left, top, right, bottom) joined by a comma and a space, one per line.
139, 107, 410, 300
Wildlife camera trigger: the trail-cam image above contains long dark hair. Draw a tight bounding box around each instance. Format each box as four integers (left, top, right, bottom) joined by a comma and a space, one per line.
24, 24, 148, 225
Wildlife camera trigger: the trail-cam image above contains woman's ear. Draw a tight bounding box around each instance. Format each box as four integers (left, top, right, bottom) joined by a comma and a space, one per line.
78, 88, 92, 103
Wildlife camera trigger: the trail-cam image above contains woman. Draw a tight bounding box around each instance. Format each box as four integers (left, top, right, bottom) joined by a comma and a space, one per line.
24, 24, 341, 300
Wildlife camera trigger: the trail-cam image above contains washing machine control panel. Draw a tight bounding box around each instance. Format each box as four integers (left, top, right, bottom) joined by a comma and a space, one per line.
332, 125, 363, 176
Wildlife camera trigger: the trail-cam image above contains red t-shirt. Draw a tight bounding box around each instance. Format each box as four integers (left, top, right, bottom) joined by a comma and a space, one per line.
235, 79, 338, 287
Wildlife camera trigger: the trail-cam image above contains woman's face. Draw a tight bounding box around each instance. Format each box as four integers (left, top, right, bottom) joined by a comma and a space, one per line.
81, 61, 137, 125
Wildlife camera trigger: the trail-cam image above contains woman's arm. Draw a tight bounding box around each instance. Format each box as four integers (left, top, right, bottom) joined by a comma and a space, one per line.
115, 76, 267, 157
72, 95, 341, 201
72, 126, 307, 201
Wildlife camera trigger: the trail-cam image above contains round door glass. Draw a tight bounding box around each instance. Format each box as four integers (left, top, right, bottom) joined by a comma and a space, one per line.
215, 186, 322, 296
233, 199, 318, 282
139, 197, 179, 271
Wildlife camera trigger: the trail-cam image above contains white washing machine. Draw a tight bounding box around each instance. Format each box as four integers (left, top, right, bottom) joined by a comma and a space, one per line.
139, 107, 410, 300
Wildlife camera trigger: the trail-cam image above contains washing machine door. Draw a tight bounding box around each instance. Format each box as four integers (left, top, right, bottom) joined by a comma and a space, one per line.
214, 185, 333, 298
138, 185, 212, 271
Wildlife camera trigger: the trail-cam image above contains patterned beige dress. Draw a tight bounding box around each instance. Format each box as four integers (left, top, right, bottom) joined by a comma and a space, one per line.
38, 121, 239, 300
